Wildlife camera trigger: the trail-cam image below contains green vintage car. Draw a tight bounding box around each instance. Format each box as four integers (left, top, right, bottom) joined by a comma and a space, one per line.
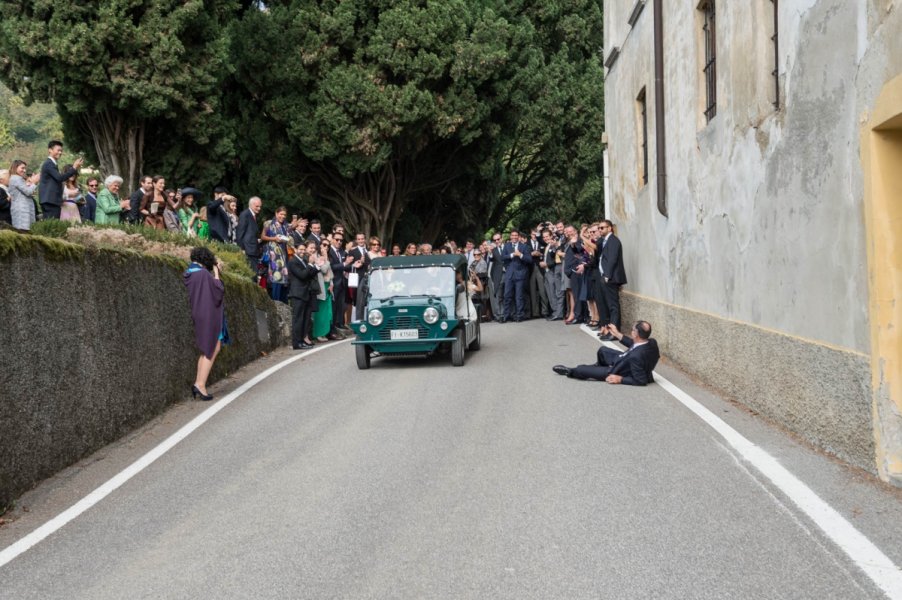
350, 254, 481, 368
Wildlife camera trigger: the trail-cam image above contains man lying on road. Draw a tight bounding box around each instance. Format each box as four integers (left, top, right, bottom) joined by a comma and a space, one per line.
553, 321, 660, 385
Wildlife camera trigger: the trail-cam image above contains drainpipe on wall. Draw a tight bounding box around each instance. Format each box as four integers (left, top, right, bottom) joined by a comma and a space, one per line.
602, 134, 610, 220
653, 0, 668, 217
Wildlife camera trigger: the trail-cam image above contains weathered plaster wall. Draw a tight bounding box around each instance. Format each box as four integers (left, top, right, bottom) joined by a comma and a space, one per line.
603, 0, 902, 475
620, 291, 875, 473
603, 0, 893, 352
0, 233, 290, 508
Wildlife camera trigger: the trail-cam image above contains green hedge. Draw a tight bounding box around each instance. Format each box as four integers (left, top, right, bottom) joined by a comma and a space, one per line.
30, 220, 254, 278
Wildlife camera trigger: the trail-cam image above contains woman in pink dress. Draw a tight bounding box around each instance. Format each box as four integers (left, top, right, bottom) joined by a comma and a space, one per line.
60, 165, 82, 222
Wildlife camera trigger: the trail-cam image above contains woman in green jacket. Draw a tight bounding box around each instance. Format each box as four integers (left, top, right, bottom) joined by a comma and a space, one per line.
95, 175, 129, 225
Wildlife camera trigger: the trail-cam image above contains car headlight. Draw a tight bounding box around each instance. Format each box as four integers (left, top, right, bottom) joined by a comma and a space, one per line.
423, 307, 439, 324
368, 309, 384, 326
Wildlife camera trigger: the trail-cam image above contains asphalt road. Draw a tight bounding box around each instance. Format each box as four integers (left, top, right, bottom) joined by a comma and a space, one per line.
2, 320, 901, 599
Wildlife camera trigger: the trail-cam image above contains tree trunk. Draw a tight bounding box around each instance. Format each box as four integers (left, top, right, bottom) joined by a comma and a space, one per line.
80, 111, 145, 196
313, 158, 412, 245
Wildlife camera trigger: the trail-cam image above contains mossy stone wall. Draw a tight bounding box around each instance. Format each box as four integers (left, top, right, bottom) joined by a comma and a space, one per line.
0, 231, 289, 509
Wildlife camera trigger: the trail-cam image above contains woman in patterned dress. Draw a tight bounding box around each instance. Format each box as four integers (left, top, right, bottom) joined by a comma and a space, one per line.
260, 206, 291, 302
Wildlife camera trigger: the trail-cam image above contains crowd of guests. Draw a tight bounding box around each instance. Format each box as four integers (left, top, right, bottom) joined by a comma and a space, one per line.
0, 141, 242, 241
241, 216, 629, 350
1, 141, 630, 353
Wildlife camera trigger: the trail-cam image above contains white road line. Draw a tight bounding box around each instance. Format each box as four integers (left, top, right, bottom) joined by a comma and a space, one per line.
579, 325, 902, 599
0, 340, 349, 570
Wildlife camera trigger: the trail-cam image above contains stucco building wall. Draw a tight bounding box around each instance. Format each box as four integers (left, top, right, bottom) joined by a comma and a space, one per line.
602, 0, 902, 478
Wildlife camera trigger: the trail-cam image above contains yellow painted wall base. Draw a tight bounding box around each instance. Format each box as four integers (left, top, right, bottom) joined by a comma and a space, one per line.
861, 74, 902, 486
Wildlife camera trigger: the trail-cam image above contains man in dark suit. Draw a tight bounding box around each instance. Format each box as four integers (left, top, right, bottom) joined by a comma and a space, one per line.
527, 227, 549, 318
307, 219, 324, 250
553, 321, 660, 386
328, 232, 353, 331
541, 228, 564, 320
236, 196, 262, 273
206, 186, 231, 243
501, 229, 533, 322
83, 177, 99, 222
596, 219, 627, 340
39, 140, 83, 220
288, 242, 322, 350
348, 232, 372, 320
127, 176, 153, 224
487, 234, 504, 321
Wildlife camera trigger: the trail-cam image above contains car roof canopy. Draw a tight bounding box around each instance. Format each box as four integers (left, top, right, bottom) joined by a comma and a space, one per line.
370, 255, 467, 270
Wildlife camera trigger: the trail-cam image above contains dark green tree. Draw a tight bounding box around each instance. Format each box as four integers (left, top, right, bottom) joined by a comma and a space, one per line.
0, 0, 241, 191
232, 0, 603, 242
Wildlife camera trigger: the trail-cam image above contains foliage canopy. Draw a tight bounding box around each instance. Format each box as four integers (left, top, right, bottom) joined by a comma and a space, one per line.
1, 0, 605, 240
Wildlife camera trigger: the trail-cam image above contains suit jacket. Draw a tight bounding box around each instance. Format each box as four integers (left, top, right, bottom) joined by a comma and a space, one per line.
0, 186, 10, 224
83, 191, 97, 222
610, 337, 660, 386
348, 245, 371, 278
206, 198, 230, 243
563, 239, 586, 278
542, 240, 560, 270
329, 244, 349, 290
501, 241, 532, 282
488, 246, 504, 286
287, 255, 320, 300
600, 234, 627, 285
236, 209, 260, 257
526, 238, 543, 273
38, 158, 78, 207
128, 188, 147, 223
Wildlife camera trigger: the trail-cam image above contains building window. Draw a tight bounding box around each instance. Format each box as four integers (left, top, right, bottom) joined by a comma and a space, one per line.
699, 1, 717, 122
771, 0, 779, 109
637, 88, 648, 186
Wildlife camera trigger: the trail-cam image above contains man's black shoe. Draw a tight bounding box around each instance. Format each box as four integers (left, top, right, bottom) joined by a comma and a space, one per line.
549, 316, 563, 321
552, 365, 572, 377
294, 343, 315, 350
598, 334, 615, 341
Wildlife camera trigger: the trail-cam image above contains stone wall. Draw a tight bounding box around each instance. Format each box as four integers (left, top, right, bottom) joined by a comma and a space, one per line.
621, 291, 875, 474
0, 232, 290, 509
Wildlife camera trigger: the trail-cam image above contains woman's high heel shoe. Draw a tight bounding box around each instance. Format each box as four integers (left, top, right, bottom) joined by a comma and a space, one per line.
192, 384, 214, 401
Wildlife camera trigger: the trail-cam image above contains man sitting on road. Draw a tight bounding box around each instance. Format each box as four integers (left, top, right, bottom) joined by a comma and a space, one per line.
552, 321, 660, 385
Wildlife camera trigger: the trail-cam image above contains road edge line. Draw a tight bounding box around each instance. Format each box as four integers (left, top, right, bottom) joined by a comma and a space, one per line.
579, 325, 902, 599
0, 340, 349, 570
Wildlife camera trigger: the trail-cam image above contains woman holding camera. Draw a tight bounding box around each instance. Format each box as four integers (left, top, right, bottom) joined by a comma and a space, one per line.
184, 247, 228, 401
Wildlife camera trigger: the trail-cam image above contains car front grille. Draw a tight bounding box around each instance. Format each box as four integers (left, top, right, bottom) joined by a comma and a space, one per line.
378, 315, 429, 340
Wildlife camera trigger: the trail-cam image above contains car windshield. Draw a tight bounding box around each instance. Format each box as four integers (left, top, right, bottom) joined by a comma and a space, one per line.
368, 266, 456, 301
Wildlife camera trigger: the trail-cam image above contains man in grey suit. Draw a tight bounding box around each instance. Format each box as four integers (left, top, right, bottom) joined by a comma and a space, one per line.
39, 140, 82, 220
236, 196, 263, 273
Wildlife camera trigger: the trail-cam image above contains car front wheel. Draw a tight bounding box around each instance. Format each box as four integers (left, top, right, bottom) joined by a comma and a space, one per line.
451, 328, 465, 366
356, 344, 371, 369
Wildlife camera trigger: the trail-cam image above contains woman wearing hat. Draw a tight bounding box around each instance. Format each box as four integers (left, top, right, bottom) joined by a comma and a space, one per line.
178, 188, 202, 236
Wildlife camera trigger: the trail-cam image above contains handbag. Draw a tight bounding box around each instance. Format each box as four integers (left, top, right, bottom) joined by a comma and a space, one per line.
347, 271, 359, 288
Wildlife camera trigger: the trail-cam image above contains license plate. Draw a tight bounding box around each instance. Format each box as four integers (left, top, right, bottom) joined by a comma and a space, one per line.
390, 329, 419, 340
